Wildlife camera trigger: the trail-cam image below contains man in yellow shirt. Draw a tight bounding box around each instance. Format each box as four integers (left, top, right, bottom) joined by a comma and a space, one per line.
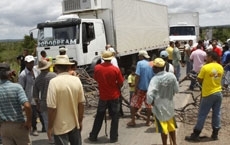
166, 41, 174, 64
47, 55, 85, 145
185, 51, 224, 142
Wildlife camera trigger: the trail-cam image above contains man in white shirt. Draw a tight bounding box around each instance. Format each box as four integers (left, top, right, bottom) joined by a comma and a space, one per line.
160, 50, 174, 73
184, 40, 193, 75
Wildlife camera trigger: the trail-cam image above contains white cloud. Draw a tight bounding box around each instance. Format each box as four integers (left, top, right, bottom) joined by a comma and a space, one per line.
0, 0, 230, 39
0, 0, 62, 39
148, 0, 230, 26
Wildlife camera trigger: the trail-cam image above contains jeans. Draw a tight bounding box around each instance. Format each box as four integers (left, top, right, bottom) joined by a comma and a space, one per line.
189, 71, 197, 90
174, 64, 181, 81
186, 61, 193, 75
41, 111, 48, 131
54, 127, 82, 145
194, 92, 222, 131
90, 98, 120, 140
32, 105, 45, 131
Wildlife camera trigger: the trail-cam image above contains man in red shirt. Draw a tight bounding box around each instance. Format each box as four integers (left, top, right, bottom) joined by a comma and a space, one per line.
88, 50, 124, 143
191, 40, 205, 53
212, 41, 222, 61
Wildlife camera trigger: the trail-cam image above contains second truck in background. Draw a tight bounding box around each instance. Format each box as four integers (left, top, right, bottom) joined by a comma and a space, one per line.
168, 12, 199, 45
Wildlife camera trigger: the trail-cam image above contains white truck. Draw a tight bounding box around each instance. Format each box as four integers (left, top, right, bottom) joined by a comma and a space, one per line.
34, 0, 169, 72
168, 12, 199, 45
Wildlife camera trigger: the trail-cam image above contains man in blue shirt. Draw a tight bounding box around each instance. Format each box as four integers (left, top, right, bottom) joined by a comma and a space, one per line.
222, 48, 230, 88
0, 63, 32, 144
127, 50, 154, 127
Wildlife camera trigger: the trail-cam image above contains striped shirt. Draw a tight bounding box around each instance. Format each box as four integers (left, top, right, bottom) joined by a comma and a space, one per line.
33, 71, 57, 112
0, 80, 28, 122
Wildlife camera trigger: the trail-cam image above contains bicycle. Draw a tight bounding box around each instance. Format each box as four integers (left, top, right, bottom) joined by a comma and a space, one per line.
175, 91, 201, 123
179, 70, 202, 91
176, 71, 202, 123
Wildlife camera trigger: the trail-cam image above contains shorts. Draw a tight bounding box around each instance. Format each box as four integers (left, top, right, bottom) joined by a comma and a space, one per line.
130, 89, 152, 109
155, 116, 177, 134
1, 122, 31, 145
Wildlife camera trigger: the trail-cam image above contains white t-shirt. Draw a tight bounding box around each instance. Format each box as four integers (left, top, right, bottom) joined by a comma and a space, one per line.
164, 62, 174, 74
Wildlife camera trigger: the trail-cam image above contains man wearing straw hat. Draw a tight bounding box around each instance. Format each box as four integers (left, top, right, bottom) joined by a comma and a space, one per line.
33, 59, 57, 143
88, 50, 124, 143
47, 55, 85, 145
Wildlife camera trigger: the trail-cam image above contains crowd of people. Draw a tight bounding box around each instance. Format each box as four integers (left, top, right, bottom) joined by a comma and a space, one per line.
0, 38, 229, 145
164, 39, 228, 143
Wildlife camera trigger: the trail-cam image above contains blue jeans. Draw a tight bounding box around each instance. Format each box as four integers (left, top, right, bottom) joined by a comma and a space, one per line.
174, 65, 181, 81
89, 98, 120, 140
54, 127, 82, 145
186, 61, 193, 75
41, 111, 48, 131
194, 92, 222, 131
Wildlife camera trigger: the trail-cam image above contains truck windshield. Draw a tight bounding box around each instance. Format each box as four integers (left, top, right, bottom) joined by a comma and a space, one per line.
170, 26, 195, 36
37, 25, 80, 47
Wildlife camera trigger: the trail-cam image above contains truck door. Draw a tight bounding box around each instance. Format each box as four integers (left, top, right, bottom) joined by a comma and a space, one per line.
80, 20, 106, 66
82, 22, 95, 53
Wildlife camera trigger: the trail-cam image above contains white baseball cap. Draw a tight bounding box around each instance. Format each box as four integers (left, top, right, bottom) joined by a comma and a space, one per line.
25, 55, 35, 62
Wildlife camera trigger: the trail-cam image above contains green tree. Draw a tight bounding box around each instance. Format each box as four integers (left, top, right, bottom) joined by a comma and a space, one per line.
21, 35, 37, 53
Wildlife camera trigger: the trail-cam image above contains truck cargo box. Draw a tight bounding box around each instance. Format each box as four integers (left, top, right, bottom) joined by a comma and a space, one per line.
63, 0, 169, 56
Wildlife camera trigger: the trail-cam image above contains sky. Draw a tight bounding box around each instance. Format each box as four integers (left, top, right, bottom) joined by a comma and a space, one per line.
0, 0, 230, 40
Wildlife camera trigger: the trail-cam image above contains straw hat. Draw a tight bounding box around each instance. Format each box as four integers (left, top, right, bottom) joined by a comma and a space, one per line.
38, 60, 52, 70
101, 51, 114, 60
54, 55, 74, 65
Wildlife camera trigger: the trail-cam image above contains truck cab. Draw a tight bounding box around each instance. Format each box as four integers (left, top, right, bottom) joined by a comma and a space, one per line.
168, 12, 199, 58
36, 14, 106, 67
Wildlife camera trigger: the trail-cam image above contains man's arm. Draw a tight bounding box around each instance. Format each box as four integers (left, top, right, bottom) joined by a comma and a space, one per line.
47, 107, 57, 141
78, 102, 84, 131
48, 107, 57, 130
23, 102, 32, 130
197, 77, 203, 84
134, 75, 140, 94
185, 47, 191, 57
146, 78, 156, 105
